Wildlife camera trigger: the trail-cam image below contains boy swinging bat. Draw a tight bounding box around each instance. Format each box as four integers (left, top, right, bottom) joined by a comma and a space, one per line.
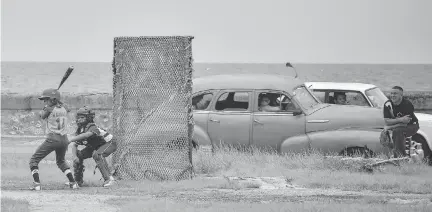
29, 66, 77, 190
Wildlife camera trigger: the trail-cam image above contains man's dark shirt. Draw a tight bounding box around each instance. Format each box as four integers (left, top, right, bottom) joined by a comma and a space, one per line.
383, 98, 419, 125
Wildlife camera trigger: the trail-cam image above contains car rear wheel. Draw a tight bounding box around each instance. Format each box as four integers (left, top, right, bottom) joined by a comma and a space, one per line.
412, 134, 432, 165
339, 147, 374, 158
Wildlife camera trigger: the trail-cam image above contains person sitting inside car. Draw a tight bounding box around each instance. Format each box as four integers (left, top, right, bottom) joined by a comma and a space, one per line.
192, 95, 209, 110
333, 92, 347, 105
259, 95, 281, 112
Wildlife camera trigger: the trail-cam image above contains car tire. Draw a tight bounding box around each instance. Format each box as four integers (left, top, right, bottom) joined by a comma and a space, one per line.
412, 134, 432, 165
339, 147, 374, 158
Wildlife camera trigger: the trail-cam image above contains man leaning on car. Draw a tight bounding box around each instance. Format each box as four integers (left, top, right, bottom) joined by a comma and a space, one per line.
383, 86, 419, 157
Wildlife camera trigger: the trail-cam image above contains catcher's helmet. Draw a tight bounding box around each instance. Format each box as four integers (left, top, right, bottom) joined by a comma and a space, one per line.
77, 106, 95, 116
38, 88, 60, 100
76, 106, 95, 122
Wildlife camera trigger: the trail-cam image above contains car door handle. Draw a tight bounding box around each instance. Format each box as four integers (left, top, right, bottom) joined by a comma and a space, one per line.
210, 118, 220, 123
254, 119, 264, 125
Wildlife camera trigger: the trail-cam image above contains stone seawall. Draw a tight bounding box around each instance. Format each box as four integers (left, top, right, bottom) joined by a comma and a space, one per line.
2, 91, 432, 137
1, 93, 114, 137
1, 93, 113, 110
382, 91, 432, 111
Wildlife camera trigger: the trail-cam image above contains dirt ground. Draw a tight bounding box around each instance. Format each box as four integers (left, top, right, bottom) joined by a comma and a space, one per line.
2, 176, 432, 212
2, 137, 432, 212
2, 190, 121, 212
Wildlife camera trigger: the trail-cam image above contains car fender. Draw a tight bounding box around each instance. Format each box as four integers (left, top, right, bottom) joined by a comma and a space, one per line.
279, 134, 311, 154
411, 112, 432, 150
306, 128, 387, 155
416, 128, 432, 151
192, 125, 212, 146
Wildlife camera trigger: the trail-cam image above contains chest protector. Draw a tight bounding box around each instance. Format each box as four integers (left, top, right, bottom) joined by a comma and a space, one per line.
76, 123, 113, 149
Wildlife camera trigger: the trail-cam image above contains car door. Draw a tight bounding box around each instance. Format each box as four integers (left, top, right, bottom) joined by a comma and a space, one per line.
191, 90, 216, 149
207, 90, 253, 148
191, 90, 215, 131
252, 90, 306, 150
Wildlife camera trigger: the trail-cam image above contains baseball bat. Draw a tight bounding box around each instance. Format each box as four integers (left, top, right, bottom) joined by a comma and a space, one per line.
57, 66, 75, 90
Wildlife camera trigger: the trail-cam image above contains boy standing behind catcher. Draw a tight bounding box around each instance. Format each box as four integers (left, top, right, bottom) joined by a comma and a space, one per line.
29, 88, 78, 190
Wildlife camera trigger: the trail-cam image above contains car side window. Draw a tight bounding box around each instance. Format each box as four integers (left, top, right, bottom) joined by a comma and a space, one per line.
215, 91, 250, 111
331, 91, 369, 107
192, 92, 213, 110
257, 91, 300, 112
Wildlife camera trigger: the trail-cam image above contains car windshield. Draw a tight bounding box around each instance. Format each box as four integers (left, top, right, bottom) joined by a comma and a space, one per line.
365, 87, 389, 108
293, 86, 320, 110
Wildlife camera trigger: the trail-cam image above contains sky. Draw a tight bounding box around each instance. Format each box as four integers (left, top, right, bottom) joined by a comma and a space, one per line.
1, 0, 432, 63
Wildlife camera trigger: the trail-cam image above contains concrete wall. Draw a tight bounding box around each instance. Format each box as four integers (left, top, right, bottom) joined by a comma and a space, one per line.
1, 93, 113, 137
2, 91, 432, 137
1, 92, 113, 110
382, 91, 432, 110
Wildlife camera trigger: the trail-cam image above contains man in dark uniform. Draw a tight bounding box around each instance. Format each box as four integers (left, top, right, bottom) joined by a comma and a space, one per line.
383, 86, 419, 157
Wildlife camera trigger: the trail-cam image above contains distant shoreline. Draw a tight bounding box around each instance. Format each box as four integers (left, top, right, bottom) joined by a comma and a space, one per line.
2, 61, 432, 65
2, 62, 432, 94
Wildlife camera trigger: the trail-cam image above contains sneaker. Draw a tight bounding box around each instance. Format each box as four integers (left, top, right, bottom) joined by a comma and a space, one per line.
66, 182, 79, 189
103, 179, 116, 187
66, 181, 83, 187
30, 182, 41, 191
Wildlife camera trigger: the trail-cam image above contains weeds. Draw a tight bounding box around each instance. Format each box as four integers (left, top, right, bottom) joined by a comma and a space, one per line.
192, 144, 432, 193
3, 142, 432, 194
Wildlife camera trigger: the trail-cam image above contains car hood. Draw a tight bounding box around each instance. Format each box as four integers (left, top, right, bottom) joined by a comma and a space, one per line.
416, 112, 432, 123
306, 104, 385, 133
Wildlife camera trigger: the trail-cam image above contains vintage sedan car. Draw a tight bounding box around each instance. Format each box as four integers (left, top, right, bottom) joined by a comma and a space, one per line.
305, 81, 432, 159
190, 74, 394, 156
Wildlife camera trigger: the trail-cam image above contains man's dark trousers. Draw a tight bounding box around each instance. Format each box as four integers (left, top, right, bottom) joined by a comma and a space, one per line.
392, 123, 419, 157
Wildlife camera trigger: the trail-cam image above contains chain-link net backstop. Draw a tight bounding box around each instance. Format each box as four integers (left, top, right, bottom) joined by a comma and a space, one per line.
110, 36, 194, 181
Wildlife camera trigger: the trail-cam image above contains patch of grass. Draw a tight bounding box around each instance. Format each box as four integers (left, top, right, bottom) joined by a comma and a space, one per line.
295, 169, 432, 194
193, 145, 432, 194
3, 141, 432, 196
1, 197, 30, 212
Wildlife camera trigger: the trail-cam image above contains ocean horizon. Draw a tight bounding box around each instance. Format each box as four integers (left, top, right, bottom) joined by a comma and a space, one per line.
2, 61, 432, 94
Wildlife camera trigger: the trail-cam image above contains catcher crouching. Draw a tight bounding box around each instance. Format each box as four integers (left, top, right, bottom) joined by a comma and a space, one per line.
68, 106, 117, 187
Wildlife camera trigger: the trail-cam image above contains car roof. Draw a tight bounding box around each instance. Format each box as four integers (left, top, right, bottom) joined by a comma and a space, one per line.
193, 74, 305, 94
304, 81, 377, 92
